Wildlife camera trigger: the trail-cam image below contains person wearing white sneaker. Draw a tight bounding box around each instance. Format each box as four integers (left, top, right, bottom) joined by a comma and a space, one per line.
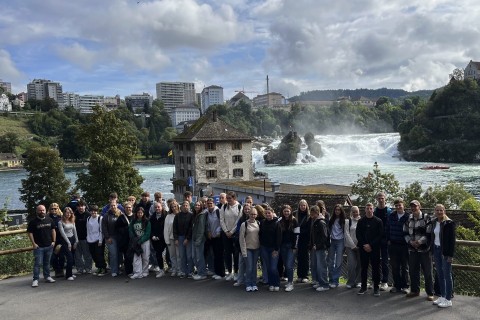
58, 207, 79, 281
431, 204, 455, 309
129, 208, 151, 281
219, 192, 242, 282
310, 206, 330, 293
239, 207, 261, 293
150, 202, 168, 280
28, 205, 57, 287
192, 201, 208, 281
278, 205, 299, 293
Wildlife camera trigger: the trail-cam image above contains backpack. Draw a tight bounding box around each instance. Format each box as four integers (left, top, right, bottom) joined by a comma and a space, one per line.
243, 219, 260, 237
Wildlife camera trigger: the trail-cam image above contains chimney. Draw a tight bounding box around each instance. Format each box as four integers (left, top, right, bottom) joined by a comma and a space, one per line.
212, 110, 217, 122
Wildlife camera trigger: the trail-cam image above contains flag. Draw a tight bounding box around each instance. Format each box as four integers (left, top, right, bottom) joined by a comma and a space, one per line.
167, 150, 173, 157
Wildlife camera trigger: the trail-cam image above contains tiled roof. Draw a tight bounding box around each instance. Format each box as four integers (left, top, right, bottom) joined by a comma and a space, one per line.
172, 113, 253, 142
0, 153, 18, 160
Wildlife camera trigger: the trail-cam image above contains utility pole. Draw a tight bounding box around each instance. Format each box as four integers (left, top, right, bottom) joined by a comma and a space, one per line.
266, 75, 270, 108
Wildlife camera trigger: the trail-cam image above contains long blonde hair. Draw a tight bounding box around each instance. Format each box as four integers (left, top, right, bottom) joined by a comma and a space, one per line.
62, 207, 75, 223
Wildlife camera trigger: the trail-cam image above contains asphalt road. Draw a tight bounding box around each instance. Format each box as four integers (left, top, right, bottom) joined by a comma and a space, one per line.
1, 273, 479, 320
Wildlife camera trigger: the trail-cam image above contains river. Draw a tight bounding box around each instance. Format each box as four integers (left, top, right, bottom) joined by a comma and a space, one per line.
1, 132, 479, 209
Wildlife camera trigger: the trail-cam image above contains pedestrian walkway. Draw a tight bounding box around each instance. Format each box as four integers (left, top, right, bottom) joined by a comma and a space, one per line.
0, 275, 478, 320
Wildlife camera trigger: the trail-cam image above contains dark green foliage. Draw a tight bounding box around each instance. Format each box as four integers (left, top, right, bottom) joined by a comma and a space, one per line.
57, 125, 89, 161
398, 79, 480, 162
19, 147, 70, 219
76, 106, 144, 205
0, 132, 19, 153
351, 164, 400, 205
289, 88, 433, 102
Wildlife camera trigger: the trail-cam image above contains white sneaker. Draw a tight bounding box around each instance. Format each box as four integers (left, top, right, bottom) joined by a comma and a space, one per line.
111, 273, 118, 277
130, 274, 141, 279
233, 274, 238, 281
246, 286, 253, 292
225, 273, 234, 281
316, 286, 330, 292
170, 272, 177, 277
329, 283, 338, 288
285, 283, 294, 292
313, 283, 320, 289
379, 282, 389, 291
269, 286, 274, 292
346, 284, 353, 289
153, 266, 161, 272
156, 270, 165, 278
45, 277, 56, 283
274, 286, 280, 291
438, 300, 452, 308
302, 278, 309, 283
213, 275, 223, 280
193, 275, 207, 280
67, 277, 74, 281
233, 282, 243, 287
206, 271, 214, 276
32, 280, 39, 287
252, 286, 258, 291
433, 297, 445, 305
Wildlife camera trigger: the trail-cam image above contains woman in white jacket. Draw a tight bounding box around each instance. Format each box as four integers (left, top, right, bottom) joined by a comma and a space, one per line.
164, 201, 180, 277
344, 206, 361, 289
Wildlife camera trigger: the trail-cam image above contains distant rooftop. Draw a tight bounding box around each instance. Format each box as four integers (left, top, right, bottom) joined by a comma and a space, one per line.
215, 180, 351, 195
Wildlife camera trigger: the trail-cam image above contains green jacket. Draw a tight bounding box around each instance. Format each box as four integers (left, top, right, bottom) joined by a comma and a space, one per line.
192, 210, 207, 246
129, 219, 151, 244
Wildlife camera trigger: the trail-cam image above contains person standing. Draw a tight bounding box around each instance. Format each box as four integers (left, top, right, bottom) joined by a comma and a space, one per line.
86, 205, 107, 276
259, 206, 281, 292
165, 201, 181, 277
356, 203, 383, 296
431, 204, 455, 308
374, 192, 392, 291
205, 198, 224, 280
278, 204, 299, 292
327, 204, 347, 288
192, 201, 208, 280
173, 201, 194, 278
345, 206, 361, 289
48, 203, 64, 278
295, 199, 311, 283
404, 200, 434, 301
129, 207, 151, 279
58, 207, 79, 281
219, 191, 242, 281
102, 204, 121, 277
309, 205, 330, 292
28, 205, 56, 287
74, 200, 92, 274
239, 207, 261, 292
150, 202, 167, 278
386, 198, 409, 293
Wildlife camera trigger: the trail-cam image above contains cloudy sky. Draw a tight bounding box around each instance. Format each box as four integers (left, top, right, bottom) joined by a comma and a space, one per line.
0, 0, 478, 100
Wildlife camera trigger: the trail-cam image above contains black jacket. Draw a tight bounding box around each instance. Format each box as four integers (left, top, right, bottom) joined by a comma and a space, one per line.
259, 218, 281, 251
310, 218, 330, 250
150, 213, 166, 241
356, 215, 384, 249
431, 218, 456, 258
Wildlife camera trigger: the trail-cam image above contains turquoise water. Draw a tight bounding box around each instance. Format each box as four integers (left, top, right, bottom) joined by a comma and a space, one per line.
2, 133, 479, 209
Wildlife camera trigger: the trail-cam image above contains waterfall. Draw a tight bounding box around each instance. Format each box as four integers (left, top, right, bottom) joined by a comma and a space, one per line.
253, 132, 401, 167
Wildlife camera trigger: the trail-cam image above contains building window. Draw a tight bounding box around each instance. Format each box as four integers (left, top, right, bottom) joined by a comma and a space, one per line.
232, 155, 243, 163
205, 142, 216, 151
180, 169, 185, 178
187, 170, 192, 177
206, 156, 217, 164
206, 170, 217, 178
187, 157, 192, 164
177, 144, 183, 151
186, 143, 191, 151
179, 156, 185, 164
232, 142, 242, 150
233, 169, 243, 177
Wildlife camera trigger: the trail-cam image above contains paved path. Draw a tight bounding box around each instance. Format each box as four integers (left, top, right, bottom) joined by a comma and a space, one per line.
1, 273, 479, 320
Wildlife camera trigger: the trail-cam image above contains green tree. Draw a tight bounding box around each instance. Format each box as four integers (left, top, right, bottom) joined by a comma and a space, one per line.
19, 147, 70, 220
351, 163, 401, 205
0, 132, 19, 153
76, 106, 144, 205
58, 125, 89, 161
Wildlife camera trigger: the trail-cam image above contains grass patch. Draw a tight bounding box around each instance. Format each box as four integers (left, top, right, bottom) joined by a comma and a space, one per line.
0, 115, 32, 138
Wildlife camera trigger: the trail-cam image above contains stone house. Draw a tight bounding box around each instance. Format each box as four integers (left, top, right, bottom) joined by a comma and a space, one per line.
171, 112, 253, 199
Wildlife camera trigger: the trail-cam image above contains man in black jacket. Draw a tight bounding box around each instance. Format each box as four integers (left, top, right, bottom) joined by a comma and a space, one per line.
356, 203, 384, 296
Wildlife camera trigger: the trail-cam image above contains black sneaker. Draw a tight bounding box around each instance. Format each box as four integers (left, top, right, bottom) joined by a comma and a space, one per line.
374, 289, 380, 297
358, 288, 367, 295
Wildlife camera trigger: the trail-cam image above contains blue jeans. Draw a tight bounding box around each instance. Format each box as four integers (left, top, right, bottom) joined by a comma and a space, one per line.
433, 245, 453, 300
327, 238, 345, 285
280, 243, 295, 283
245, 249, 259, 287
193, 240, 206, 276
313, 249, 329, 287
178, 236, 193, 275
33, 246, 53, 280
261, 246, 279, 287
106, 237, 119, 275
237, 252, 246, 283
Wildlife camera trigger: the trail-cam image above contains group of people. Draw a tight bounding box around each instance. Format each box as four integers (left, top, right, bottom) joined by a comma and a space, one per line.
27, 190, 456, 308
